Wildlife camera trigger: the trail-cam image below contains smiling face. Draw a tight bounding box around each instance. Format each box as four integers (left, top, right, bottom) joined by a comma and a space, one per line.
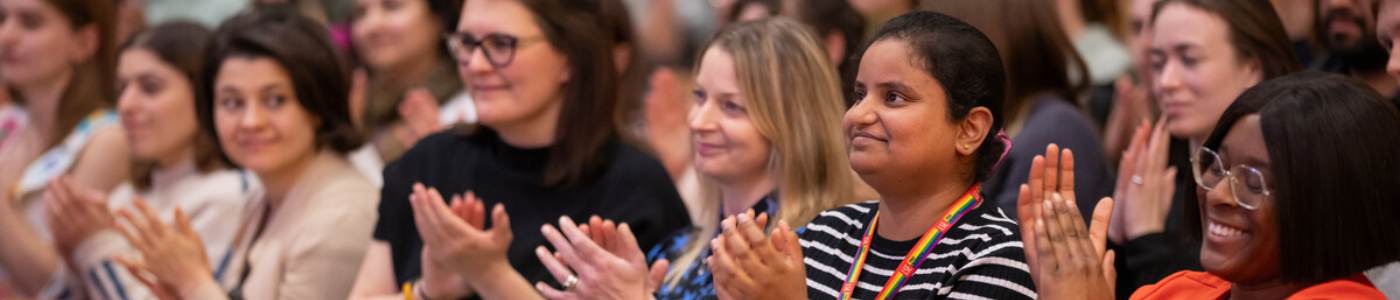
1150, 4, 1263, 141
454, 0, 570, 133
690, 46, 772, 182
845, 39, 960, 186
1197, 114, 1281, 285
116, 48, 199, 165
212, 56, 320, 176
352, 0, 443, 74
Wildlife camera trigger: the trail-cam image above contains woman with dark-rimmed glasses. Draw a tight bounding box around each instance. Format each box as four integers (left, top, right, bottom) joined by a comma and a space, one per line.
350, 0, 690, 299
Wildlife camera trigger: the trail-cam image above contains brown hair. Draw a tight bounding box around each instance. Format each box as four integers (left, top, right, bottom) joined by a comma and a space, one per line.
596, 0, 647, 145
1150, 0, 1301, 80
924, 0, 1091, 125
458, 0, 622, 187
1082, 0, 1126, 38
122, 21, 223, 190
35, 0, 117, 148
796, 0, 865, 106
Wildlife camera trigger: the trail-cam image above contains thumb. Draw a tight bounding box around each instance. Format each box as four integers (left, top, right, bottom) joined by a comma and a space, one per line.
490, 204, 513, 242
1103, 249, 1118, 291
1089, 197, 1114, 256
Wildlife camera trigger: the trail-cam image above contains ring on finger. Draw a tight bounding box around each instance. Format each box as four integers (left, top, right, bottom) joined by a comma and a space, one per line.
1131, 175, 1144, 185
563, 274, 579, 291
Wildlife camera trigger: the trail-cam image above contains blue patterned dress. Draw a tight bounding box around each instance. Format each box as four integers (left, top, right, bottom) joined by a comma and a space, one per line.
646, 196, 778, 300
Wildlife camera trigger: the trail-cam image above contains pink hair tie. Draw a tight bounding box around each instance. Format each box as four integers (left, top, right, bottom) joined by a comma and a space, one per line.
993, 130, 1013, 170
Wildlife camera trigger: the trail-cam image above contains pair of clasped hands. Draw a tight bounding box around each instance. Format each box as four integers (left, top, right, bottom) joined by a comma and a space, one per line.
402, 182, 805, 300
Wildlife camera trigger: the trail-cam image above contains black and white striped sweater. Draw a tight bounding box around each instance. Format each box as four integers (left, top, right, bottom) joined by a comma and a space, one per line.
799, 201, 1036, 300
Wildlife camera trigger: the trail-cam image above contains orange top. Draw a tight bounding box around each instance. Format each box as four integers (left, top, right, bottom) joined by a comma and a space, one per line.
1130, 271, 1386, 300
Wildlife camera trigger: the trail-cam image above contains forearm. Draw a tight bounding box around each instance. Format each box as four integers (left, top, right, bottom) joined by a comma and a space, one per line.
0, 207, 61, 296
466, 262, 543, 300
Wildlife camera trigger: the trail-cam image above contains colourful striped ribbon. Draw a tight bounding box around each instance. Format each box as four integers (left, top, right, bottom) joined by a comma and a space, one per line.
838, 184, 983, 300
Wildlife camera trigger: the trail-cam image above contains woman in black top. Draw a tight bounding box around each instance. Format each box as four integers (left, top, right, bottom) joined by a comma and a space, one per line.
709, 11, 1035, 299
352, 0, 690, 299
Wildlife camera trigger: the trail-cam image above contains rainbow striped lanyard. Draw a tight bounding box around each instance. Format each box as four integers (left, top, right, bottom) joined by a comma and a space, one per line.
838, 184, 983, 300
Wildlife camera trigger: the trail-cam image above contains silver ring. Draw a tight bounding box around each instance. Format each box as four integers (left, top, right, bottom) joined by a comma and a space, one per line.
1131, 175, 1144, 185
562, 274, 579, 291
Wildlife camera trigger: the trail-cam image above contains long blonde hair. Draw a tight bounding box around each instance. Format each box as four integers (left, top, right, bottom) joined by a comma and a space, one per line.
664, 17, 855, 286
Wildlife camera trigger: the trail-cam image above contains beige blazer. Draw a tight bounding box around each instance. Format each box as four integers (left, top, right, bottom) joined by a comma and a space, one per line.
189, 151, 379, 299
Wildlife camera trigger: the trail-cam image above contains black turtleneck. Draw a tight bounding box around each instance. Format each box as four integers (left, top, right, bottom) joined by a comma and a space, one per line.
373, 129, 692, 298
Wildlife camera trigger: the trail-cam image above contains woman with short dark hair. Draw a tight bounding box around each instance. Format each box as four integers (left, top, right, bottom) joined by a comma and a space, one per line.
1023, 71, 1400, 299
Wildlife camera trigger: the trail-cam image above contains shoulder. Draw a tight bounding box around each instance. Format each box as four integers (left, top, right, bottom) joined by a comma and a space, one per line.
600, 141, 671, 181
292, 168, 378, 242
76, 124, 128, 164
1129, 271, 1230, 300
948, 205, 1028, 270
303, 157, 379, 212
801, 201, 877, 241
956, 204, 1021, 242
392, 131, 475, 166
1289, 275, 1387, 300
180, 169, 261, 211
595, 141, 681, 204
1020, 98, 1099, 143
71, 124, 130, 190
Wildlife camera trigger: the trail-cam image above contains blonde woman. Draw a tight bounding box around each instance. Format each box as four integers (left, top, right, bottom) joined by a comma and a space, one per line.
522, 18, 858, 299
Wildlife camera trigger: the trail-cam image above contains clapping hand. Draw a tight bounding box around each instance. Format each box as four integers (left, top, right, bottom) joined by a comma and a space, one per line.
1016, 145, 1116, 300
708, 211, 806, 300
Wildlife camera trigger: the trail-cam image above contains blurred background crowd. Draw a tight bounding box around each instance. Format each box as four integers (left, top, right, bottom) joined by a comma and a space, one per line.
0, 0, 1398, 299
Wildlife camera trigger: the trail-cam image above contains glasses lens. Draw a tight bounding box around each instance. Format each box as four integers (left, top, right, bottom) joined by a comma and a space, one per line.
1194, 148, 1225, 190
481, 35, 517, 67
1230, 166, 1269, 209
444, 33, 475, 62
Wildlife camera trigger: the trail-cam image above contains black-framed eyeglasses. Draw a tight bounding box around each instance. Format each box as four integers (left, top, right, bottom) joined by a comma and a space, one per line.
1191, 147, 1272, 210
442, 32, 543, 68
